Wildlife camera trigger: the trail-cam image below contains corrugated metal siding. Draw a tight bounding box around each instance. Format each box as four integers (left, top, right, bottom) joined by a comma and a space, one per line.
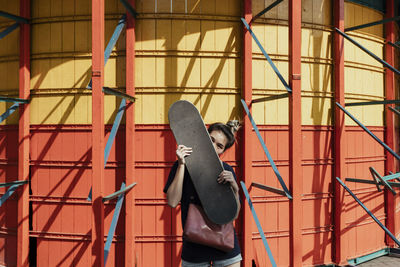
135, 0, 242, 124
0, 126, 18, 266
345, 126, 386, 257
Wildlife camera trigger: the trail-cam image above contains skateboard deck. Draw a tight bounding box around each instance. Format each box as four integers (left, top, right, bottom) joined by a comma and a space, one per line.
168, 100, 238, 225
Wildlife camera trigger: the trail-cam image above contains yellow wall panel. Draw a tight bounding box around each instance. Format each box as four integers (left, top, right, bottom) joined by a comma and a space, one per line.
173, 0, 186, 13
185, 21, 201, 51
200, 21, 215, 51
75, 21, 91, 52
73, 59, 91, 89
0, 61, 18, 91
302, 97, 332, 125
156, 20, 172, 50
62, 22, 75, 52
104, 57, 117, 88
183, 57, 201, 87
252, 59, 266, 90
137, 0, 156, 13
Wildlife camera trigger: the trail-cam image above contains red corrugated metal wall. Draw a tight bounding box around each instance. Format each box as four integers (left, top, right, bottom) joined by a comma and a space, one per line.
0, 126, 18, 266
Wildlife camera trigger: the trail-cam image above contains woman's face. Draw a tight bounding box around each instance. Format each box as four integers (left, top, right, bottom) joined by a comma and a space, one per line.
209, 130, 228, 156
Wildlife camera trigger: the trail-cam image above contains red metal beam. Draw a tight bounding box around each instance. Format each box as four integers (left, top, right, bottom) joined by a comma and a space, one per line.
91, 0, 105, 265
288, 1, 302, 266
333, 0, 347, 264
242, 0, 253, 266
125, 0, 136, 265
384, 0, 396, 248
17, 0, 30, 266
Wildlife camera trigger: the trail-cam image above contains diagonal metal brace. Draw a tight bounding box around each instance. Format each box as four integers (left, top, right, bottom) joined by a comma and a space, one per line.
0, 103, 20, 124
345, 16, 400, 32
369, 167, 396, 195
345, 99, 400, 107
251, 0, 283, 23
336, 102, 400, 161
387, 41, 400, 50
88, 99, 128, 201
241, 18, 292, 93
0, 181, 27, 207
103, 87, 136, 102
388, 106, 400, 117
119, 0, 138, 18
0, 11, 29, 24
0, 96, 29, 104
335, 28, 400, 76
240, 181, 277, 267
336, 177, 400, 247
241, 99, 292, 199
88, 15, 127, 89
0, 180, 28, 188
0, 23, 19, 40
104, 182, 126, 265
345, 178, 400, 188
252, 93, 289, 104
252, 182, 287, 197
103, 182, 136, 202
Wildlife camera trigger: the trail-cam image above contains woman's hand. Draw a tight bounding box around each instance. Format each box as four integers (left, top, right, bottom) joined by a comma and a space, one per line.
176, 145, 192, 165
217, 170, 239, 194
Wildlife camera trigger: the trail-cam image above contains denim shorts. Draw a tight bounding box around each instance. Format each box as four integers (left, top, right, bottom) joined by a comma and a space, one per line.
181, 253, 242, 267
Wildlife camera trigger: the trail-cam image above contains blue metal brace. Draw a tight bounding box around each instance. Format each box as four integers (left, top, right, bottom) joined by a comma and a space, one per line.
88, 99, 126, 201
0, 181, 27, 207
251, 0, 283, 23
0, 11, 29, 24
103, 182, 136, 202
88, 15, 126, 89
241, 18, 292, 93
241, 99, 292, 199
0, 23, 19, 40
0, 103, 19, 124
345, 16, 400, 32
252, 93, 289, 104
345, 99, 400, 107
336, 102, 400, 161
240, 181, 277, 267
119, 0, 138, 18
388, 106, 400, 116
387, 41, 400, 50
103, 87, 136, 102
336, 177, 400, 247
335, 28, 400, 76
369, 167, 396, 195
0, 96, 29, 104
104, 182, 126, 265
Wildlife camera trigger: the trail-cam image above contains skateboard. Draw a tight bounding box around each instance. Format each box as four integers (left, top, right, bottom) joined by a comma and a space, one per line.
168, 100, 238, 225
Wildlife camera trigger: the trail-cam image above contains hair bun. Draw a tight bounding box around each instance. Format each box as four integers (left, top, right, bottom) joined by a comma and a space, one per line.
226, 120, 241, 135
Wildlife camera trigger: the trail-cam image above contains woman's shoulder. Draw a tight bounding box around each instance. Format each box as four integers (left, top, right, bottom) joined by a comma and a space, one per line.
222, 161, 234, 171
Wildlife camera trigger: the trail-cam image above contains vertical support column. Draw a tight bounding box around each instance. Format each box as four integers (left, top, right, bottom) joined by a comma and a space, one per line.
333, 0, 346, 264
242, 0, 253, 266
17, 0, 30, 266
91, 0, 105, 265
384, 0, 395, 247
288, 1, 302, 266
125, 0, 136, 265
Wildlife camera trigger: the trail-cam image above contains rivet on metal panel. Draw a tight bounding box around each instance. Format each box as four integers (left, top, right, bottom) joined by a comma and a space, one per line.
92, 71, 102, 77
292, 74, 301, 80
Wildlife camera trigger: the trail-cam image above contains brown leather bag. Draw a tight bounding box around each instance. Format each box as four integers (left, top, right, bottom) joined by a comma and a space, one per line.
183, 203, 234, 252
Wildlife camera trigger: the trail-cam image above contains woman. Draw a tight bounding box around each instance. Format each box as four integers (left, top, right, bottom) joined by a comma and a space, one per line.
163, 121, 242, 267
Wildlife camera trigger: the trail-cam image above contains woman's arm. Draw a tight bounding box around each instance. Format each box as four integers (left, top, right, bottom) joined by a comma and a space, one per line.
166, 145, 192, 207
217, 170, 241, 218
